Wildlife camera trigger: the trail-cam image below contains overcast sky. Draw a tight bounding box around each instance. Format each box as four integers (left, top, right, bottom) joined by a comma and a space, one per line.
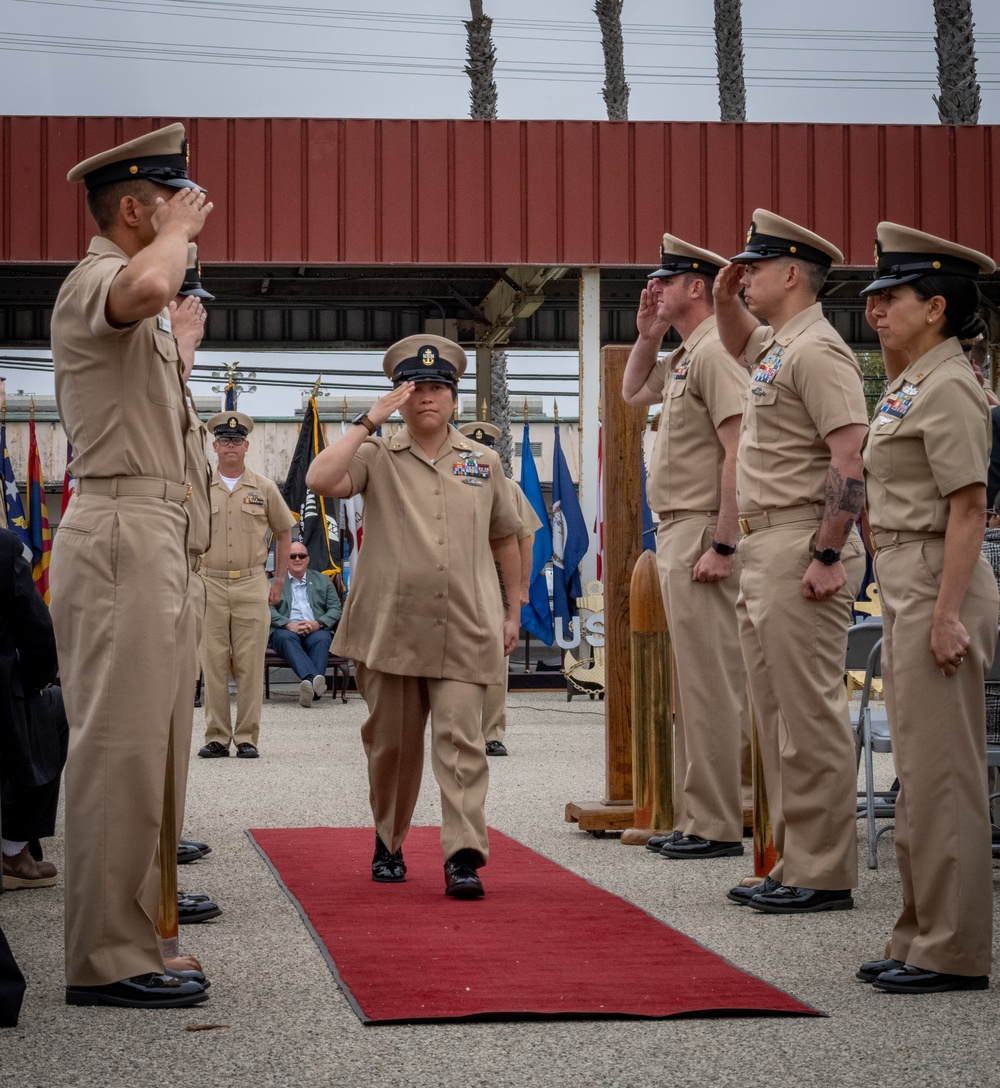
3, 0, 999, 416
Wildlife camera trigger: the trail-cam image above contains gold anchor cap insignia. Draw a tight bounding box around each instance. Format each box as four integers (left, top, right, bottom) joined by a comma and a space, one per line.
422, 347, 436, 366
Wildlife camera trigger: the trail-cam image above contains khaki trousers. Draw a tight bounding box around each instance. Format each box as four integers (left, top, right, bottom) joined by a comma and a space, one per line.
737, 523, 863, 890
656, 515, 745, 842
355, 663, 490, 863
482, 671, 509, 744
876, 540, 996, 976
50, 494, 194, 986
200, 572, 270, 748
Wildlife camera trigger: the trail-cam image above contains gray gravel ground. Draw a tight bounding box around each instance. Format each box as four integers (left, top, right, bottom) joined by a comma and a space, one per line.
2, 686, 998, 1088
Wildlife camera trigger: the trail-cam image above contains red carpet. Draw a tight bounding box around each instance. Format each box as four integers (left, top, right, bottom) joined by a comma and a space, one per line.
248, 826, 821, 1024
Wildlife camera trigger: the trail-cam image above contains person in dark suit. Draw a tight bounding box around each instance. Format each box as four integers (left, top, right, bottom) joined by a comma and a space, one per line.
269, 545, 343, 708
1, 528, 67, 891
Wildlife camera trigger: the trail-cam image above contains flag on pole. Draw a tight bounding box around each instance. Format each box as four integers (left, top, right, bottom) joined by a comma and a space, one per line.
1, 419, 31, 558
224, 380, 236, 412
594, 424, 604, 582
518, 423, 553, 645
337, 423, 365, 588
550, 423, 589, 629
640, 445, 656, 553
281, 397, 341, 578
27, 417, 52, 603
61, 440, 76, 517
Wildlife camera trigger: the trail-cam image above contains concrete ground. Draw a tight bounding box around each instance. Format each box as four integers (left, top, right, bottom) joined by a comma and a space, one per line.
2, 685, 998, 1088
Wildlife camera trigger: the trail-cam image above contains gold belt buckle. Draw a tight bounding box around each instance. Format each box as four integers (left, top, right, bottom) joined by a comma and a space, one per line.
228, 569, 241, 580
739, 516, 751, 536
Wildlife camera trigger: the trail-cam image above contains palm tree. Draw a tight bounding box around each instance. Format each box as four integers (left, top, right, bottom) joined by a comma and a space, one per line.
594, 0, 629, 120
932, 0, 981, 123
465, 2, 514, 474
714, 0, 747, 122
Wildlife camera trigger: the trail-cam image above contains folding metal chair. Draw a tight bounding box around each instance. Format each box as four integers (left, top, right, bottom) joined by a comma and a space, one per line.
984, 628, 1000, 805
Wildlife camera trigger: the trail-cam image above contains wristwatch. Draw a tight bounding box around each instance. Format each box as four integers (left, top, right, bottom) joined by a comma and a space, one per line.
812, 548, 841, 566
351, 412, 377, 435
711, 540, 737, 556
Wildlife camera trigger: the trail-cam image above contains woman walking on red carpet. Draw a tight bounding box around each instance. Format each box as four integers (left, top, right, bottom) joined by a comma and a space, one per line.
306, 335, 521, 899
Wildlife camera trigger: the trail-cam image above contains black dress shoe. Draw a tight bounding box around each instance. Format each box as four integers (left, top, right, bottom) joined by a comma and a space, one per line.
727, 875, 781, 905
178, 894, 222, 924
444, 849, 485, 899
236, 742, 259, 758
485, 740, 508, 756
871, 964, 989, 994
645, 831, 681, 853
658, 835, 744, 859
66, 973, 209, 1008
748, 885, 853, 914
198, 742, 229, 758
181, 838, 212, 855
371, 834, 406, 883
177, 841, 208, 865
856, 957, 905, 983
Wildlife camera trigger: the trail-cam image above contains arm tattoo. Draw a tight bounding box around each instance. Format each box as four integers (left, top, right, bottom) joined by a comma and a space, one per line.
823, 467, 865, 543
494, 561, 510, 610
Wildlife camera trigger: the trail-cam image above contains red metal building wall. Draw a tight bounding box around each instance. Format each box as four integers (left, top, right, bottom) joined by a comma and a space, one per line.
3, 117, 999, 267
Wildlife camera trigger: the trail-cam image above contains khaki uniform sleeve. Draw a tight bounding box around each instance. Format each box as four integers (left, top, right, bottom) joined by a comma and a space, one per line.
261, 476, 297, 534
77, 254, 133, 339
344, 437, 381, 496
509, 480, 543, 538
922, 375, 991, 495
793, 334, 868, 438
489, 455, 522, 539
692, 340, 747, 429
646, 353, 671, 401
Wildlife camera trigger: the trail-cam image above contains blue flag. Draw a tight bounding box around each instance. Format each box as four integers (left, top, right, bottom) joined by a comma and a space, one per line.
1, 420, 31, 558
550, 424, 589, 630
224, 382, 236, 412
518, 423, 553, 645
640, 446, 656, 553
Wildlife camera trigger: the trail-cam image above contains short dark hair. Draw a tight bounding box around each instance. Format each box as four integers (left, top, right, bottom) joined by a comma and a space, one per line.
773, 256, 828, 296
911, 274, 987, 341
86, 178, 160, 230
681, 271, 716, 302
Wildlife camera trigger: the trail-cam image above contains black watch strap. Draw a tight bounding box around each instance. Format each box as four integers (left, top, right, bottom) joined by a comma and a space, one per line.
711, 540, 737, 556
812, 548, 841, 566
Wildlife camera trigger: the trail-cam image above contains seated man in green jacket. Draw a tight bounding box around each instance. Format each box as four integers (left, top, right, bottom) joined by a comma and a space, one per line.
269, 544, 343, 707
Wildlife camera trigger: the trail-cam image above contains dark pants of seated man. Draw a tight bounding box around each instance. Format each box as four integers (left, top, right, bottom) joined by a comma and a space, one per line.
269, 628, 334, 681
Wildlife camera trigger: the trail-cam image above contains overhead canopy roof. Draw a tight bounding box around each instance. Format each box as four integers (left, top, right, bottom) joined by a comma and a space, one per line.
2, 117, 999, 351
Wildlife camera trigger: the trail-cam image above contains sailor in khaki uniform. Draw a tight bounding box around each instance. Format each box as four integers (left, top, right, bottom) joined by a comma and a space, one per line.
458, 421, 543, 757
197, 411, 295, 759
49, 123, 213, 1007
622, 234, 749, 858
306, 335, 521, 899
713, 210, 868, 913
857, 225, 997, 994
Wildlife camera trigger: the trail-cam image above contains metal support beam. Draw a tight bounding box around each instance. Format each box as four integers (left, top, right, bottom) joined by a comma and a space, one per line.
578, 267, 601, 586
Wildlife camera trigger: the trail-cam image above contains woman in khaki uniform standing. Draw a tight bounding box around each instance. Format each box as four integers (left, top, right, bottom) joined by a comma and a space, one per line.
858, 223, 998, 994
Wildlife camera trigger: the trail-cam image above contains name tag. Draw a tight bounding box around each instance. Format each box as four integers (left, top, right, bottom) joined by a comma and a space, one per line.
454, 461, 491, 479
157, 314, 173, 334
671, 356, 690, 380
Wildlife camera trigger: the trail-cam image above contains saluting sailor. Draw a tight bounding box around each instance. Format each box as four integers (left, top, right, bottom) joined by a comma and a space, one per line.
306, 335, 521, 899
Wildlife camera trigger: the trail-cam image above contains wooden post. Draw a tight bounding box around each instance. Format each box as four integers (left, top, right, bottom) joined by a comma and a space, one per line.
565, 344, 647, 834
621, 550, 673, 845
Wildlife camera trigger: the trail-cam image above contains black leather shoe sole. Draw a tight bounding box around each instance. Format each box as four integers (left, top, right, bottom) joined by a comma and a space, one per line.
659, 837, 743, 859
872, 967, 989, 993
727, 876, 781, 905
66, 974, 209, 1008
748, 887, 853, 914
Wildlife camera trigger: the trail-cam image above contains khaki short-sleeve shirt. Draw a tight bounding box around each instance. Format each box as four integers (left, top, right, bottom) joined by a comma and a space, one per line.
201, 468, 296, 571
863, 338, 990, 533
332, 425, 521, 684
645, 316, 747, 514
184, 390, 212, 557
509, 479, 543, 539
51, 237, 188, 483
737, 302, 868, 513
